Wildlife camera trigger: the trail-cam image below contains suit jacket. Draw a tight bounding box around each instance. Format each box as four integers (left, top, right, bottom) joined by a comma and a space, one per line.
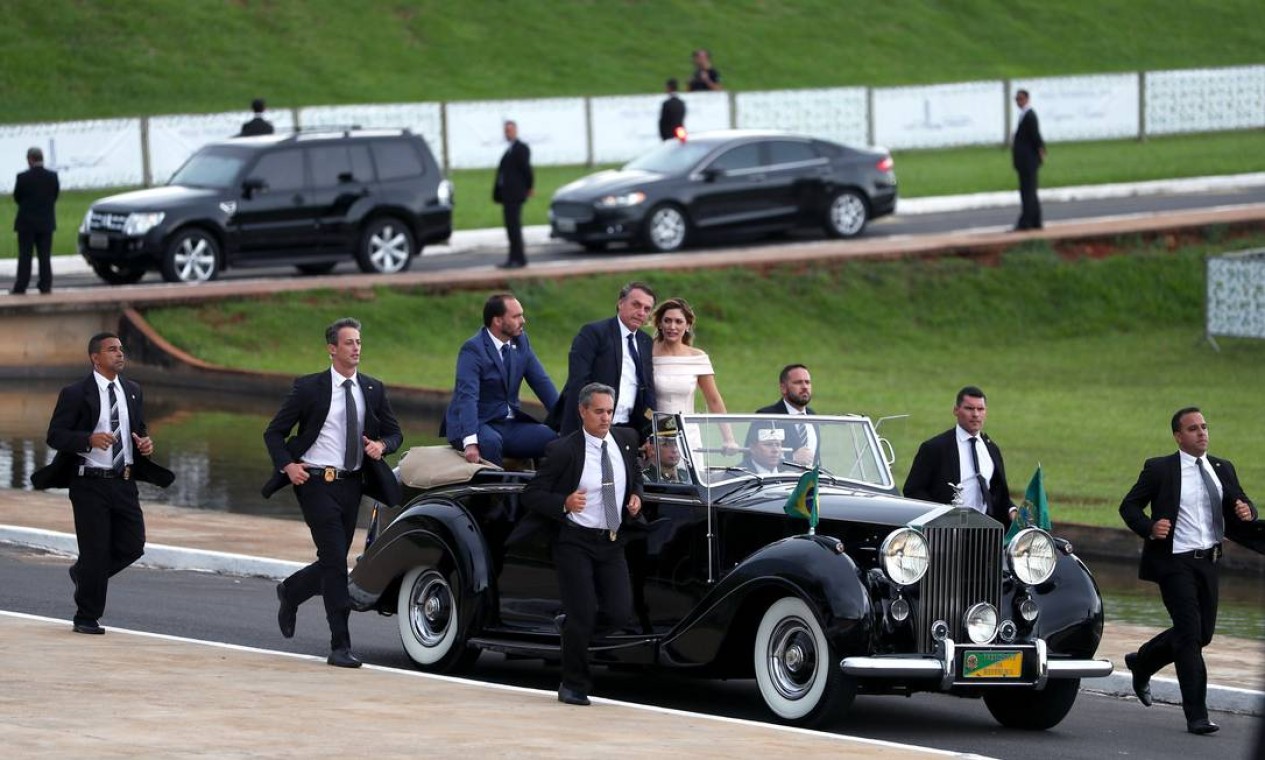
440, 329, 559, 443
658, 96, 686, 140
261, 370, 404, 506
493, 140, 533, 205
13, 165, 59, 233
31, 374, 174, 490
1119, 452, 1260, 581
546, 316, 656, 436
1012, 109, 1045, 171
750, 400, 817, 452
902, 428, 1013, 524
520, 427, 644, 536
239, 117, 275, 137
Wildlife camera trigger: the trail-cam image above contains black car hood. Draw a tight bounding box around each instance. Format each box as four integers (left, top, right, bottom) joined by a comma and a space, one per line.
553, 169, 664, 202
723, 481, 951, 528
92, 185, 224, 212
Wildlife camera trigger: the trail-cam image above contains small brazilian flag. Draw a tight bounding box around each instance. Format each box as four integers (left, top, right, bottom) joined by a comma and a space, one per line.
1006, 464, 1052, 541
784, 467, 820, 530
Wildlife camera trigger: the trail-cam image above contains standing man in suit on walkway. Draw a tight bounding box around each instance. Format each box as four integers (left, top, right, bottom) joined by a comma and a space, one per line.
239, 98, 275, 137
658, 78, 686, 140
31, 332, 175, 634
548, 281, 657, 439
263, 317, 403, 668
11, 146, 59, 295
753, 364, 817, 467
523, 382, 644, 706
493, 120, 534, 269
1012, 89, 1046, 231
1120, 407, 1259, 735
442, 293, 559, 466
903, 385, 1015, 525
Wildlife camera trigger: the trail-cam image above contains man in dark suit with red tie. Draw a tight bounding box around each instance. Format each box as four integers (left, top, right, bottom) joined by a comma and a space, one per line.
31, 332, 175, 634
1120, 407, 1259, 735
1012, 89, 1047, 231
11, 146, 60, 295
263, 317, 403, 668
493, 120, 534, 269
548, 282, 657, 440
902, 386, 1015, 525
441, 293, 558, 466
523, 382, 644, 706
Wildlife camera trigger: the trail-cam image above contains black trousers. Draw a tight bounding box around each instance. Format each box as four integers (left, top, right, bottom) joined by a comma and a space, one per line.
502, 202, 525, 264
1015, 164, 1042, 230
14, 230, 53, 293
69, 477, 145, 624
1133, 552, 1219, 721
282, 477, 362, 650
553, 523, 633, 693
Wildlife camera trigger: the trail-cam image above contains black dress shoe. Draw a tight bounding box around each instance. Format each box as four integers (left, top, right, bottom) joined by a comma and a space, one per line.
72, 621, 105, 635
276, 583, 296, 639
557, 685, 590, 706
327, 648, 363, 668
1124, 652, 1152, 707
1187, 718, 1220, 734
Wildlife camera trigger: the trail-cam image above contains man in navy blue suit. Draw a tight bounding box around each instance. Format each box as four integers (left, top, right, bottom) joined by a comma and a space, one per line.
443, 293, 559, 466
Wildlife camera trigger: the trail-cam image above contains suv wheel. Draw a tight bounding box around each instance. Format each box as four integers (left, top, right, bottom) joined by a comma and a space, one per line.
91, 262, 146, 286
161, 229, 220, 283
357, 218, 415, 274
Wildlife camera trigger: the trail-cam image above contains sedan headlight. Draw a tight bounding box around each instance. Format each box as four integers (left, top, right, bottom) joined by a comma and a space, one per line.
596, 191, 646, 208
964, 602, 999, 644
880, 527, 929, 586
123, 212, 165, 236
1007, 528, 1058, 586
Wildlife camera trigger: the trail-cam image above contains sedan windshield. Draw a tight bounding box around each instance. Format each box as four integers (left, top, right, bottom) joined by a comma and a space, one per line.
624, 140, 715, 175
168, 147, 249, 189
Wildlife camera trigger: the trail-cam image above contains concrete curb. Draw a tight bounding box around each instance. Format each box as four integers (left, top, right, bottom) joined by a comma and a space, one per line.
4, 522, 1260, 717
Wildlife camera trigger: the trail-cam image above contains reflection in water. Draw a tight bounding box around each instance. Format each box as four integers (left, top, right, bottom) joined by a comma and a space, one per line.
1, 380, 1260, 640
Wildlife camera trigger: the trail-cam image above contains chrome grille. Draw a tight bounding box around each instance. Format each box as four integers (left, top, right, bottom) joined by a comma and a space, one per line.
916, 510, 1003, 653
89, 211, 128, 232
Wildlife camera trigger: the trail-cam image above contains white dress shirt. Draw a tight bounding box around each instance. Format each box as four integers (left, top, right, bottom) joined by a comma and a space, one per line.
568, 429, 628, 530
782, 400, 817, 454
614, 322, 642, 424
1173, 450, 1222, 553
82, 371, 133, 469
301, 367, 367, 470
955, 425, 995, 513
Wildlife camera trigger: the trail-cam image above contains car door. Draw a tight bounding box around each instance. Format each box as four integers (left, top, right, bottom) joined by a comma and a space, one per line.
762, 140, 831, 226
229, 148, 320, 261
687, 142, 775, 230
306, 143, 376, 255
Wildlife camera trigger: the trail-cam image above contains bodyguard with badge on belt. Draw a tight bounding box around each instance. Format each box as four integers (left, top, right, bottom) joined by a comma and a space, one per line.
32, 332, 175, 635
262, 317, 403, 668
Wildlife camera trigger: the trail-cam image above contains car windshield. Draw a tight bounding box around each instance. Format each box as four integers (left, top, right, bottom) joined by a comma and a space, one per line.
644, 413, 895, 490
624, 140, 715, 175
168, 147, 249, 189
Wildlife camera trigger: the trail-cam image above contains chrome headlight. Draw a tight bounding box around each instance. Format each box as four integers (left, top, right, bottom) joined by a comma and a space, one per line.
123, 212, 165, 236
79, 209, 94, 234
1007, 528, 1058, 586
596, 191, 646, 208
964, 602, 998, 644
880, 527, 929, 586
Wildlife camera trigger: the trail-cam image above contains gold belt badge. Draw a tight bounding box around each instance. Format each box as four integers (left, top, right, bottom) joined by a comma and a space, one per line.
324, 466, 336, 483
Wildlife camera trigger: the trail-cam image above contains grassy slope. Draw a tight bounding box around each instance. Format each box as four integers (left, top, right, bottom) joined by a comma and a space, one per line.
144, 238, 1265, 527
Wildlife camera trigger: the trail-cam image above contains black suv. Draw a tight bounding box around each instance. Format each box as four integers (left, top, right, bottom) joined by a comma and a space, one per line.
79, 129, 453, 284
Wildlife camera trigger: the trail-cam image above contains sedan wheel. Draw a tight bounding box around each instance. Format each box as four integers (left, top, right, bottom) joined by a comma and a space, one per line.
824, 190, 869, 238
753, 596, 854, 726
643, 204, 688, 253
396, 567, 476, 672
160, 230, 220, 283
357, 218, 415, 274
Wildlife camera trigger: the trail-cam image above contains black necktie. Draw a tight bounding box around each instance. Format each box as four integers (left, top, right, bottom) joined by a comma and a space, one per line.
1194, 457, 1225, 541
600, 440, 619, 540
968, 437, 990, 511
343, 379, 359, 472
108, 382, 124, 473
626, 333, 644, 385
500, 342, 511, 382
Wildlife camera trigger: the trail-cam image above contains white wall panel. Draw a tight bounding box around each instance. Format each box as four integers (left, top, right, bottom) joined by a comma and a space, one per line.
1146, 65, 1265, 135
874, 81, 1005, 149
590, 94, 667, 164
148, 110, 297, 183
736, 87, 869, 146
446, 98, 587, 169
0, 119, 143, 192
1013, 74, 1140, 142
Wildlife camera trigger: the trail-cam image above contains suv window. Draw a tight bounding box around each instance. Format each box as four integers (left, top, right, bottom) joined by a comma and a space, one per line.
169, 147, 248, 189
709, 144, 763, 173
767, 140, 819, 166
251, 149, 305, 192
308, 144, 377, 188
371, 140, 426, 181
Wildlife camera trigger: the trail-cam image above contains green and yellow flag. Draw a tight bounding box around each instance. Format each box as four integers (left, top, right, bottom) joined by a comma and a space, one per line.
784, 467, 820, 531
1006, 464, 1051, 541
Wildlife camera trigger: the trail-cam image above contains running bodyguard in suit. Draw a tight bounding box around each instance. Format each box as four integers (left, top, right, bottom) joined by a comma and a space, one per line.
442, 293, 559, 466
263, 317, 403, 668
1012, 89, 1047, 231
31, 332, 175, 634
11, 146, 59, 295
1120, 407, 1259, 735
523, 383, 644, 706
493, 120, 534, 269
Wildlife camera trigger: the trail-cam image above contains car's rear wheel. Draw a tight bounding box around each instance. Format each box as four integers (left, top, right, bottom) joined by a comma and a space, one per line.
397, 566, 478, 673
823, 190, 869, 238
357, 217, 415, 274
753, 596, 855, 726
642, 204, 688, 253
91, 261, 146, 285
296, 262, 337, 276
160, 229, 220, 283
984, 678, 1080, 730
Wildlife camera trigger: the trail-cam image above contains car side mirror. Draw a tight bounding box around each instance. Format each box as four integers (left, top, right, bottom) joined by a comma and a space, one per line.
241, 177, 267, 198
701, 168, 723, 183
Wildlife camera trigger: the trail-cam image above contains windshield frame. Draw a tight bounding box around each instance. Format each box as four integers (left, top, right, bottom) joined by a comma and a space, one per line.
623, 140, 716, 175
167, 145, 252, 189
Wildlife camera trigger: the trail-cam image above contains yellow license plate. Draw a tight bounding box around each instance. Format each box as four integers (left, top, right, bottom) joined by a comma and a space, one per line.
962, 650, 1023, 678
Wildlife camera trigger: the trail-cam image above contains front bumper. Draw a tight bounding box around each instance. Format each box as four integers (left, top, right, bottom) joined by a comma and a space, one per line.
79, 230, 162, 266
840, 638, 1112, 691
549, 204, 646, 244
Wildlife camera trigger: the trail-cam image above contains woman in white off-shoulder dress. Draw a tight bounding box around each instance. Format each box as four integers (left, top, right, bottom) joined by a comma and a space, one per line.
651, 298, 739, 450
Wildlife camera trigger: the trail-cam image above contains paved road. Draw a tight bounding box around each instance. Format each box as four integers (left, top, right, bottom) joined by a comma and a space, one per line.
3, 544, 1258, 760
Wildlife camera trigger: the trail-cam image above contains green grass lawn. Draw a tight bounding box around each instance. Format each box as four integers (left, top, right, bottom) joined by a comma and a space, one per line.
142, 237, 1265, 528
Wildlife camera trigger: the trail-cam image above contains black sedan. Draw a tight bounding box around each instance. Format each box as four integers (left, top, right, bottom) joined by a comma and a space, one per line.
548, 130, 897, 252
349, 414, 1110, 728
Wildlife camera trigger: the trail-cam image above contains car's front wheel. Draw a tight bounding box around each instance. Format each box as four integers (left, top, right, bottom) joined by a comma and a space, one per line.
753, 596, 855, 726
823, 189, 869, 239
91, 261, 146, 285
642, 204, 689, 253
357, 217, 415, 274
160, 229, 220, 283
984, 677, 1080, 730
396, 566, 478, 673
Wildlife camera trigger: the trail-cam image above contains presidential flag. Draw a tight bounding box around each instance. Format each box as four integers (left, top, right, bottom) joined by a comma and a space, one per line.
1006, 464, 1051, 541
784, 467, 820, 531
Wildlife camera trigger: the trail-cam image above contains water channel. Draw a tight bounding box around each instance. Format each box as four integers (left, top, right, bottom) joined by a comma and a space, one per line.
3, 380, 1260, 641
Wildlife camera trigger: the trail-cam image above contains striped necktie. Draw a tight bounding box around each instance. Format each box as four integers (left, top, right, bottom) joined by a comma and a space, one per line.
108, 382, 125, 473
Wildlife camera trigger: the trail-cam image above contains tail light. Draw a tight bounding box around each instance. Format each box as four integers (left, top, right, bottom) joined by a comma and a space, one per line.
674, 126, 687, 142
876, 155, 894, 173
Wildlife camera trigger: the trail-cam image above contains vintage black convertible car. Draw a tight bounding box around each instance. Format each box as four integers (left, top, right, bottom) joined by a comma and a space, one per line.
349, 414, 1111, 728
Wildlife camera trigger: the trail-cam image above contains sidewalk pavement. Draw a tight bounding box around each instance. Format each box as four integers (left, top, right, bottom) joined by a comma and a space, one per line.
0, 489, 1261, 719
